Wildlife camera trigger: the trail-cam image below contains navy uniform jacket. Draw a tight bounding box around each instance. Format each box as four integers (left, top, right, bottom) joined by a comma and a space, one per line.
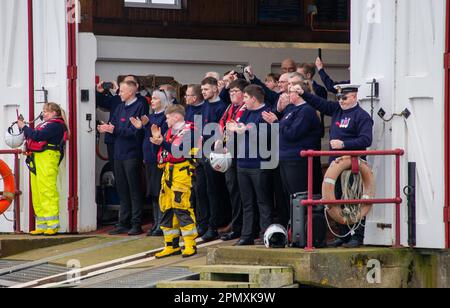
250, 77, 280, 109
97, 92, 149, 144
302, 92, 374, 162
143, 112, 168, 164
111, 98, 149, 161
318, 69, 350, 94
201, 98, 228, 145
279, 104, 322, 161
185, 102, 205, 124
237, 105, 272, 169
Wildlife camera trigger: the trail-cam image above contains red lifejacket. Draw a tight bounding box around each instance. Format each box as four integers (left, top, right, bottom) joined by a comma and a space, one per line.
158, 122, 197, 165
219, 103, 247, 133
26, 118, 68, 153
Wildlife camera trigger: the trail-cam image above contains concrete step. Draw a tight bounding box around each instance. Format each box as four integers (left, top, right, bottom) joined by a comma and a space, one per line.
206, 246, 450, 288
157, 280, 257, 289
190, 265, 294, 288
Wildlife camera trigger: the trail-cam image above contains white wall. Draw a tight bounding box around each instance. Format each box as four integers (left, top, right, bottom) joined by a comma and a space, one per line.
352, 0, 447, 249
95, 36, 350, 87
77, 33, 98, 233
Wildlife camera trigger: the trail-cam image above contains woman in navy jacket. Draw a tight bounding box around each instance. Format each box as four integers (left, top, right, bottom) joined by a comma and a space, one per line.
131, 90, 170, 236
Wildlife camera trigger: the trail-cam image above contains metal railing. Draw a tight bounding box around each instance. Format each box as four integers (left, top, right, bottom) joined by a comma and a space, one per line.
300, 149, 405, 251
0, 149, 24, 233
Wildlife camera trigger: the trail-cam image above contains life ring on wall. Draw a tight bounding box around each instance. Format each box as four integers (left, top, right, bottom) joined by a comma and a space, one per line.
0, 159, 15, 215
322, 156, 375, 225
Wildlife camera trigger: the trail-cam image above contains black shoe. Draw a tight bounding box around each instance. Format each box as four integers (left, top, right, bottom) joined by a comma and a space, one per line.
220, 232, 241, 241
151, 229, 163, 237
197, 227, 207, 238
109, 227, 130, 236
201, 229, 219, 242
233, 239, 254, 246
128, 226, 144, 236
342, 239, 363, 249
327, 238, 346, 248
254, 238, 264, 246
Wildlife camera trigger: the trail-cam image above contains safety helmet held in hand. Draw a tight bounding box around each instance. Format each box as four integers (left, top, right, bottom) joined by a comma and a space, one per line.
264, 224, 288, 249
209, 151, 233, 173
4, 124, 25, 149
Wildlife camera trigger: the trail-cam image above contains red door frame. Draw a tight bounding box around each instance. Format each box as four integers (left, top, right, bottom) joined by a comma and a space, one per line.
67, 14, 79, 234
445, 0, 450, 249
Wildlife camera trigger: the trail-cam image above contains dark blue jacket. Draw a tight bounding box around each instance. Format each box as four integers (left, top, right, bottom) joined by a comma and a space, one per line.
24, 122, 65, 146
279, 104, 322, 161
186, 102, 205, 124
251, 77, 280, 109
318, 69, 350, 94
219, 88, 232, 106
302, 92, 374, 162
143, 112, 168, 164
201, 98, 228, 144
97, 92, 149, 144
111, 99, 148, 161
237, 105, 272, 169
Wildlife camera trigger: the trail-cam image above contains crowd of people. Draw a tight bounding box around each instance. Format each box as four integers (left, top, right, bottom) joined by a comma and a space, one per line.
95, 57, 374, 258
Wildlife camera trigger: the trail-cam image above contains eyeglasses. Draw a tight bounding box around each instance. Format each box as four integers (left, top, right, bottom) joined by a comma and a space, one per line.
338, 95, 349, 102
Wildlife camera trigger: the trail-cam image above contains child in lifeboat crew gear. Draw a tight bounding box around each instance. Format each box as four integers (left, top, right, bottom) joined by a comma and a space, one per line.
150, 105, 201, 259
18, 103, 69, 236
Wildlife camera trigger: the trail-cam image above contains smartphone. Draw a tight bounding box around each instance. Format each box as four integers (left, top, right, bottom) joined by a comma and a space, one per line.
318, 48, 323, 60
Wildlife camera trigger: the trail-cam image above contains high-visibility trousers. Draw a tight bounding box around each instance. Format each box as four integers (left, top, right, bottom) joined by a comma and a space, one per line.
30, 150, 61, 231
159, 161, 198, 243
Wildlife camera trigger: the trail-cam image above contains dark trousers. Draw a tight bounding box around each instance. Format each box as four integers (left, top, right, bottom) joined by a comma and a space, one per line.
194, 162, 209, 231
204, 160, 230, 229
107, 143, 115, 175
115, 159, 144, 228
237, 168, 274, 241
225, 160, 243, 233
273, 167, 290, 228
279, 158, 323, 196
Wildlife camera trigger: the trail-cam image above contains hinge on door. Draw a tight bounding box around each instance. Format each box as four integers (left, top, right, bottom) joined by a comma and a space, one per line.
445, 53, 450, 69
67, 65, 78, 80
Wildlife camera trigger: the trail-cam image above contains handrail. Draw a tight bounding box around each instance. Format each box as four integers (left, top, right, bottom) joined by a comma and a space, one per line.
300, 149, 405, 251
0, 149, 24, 233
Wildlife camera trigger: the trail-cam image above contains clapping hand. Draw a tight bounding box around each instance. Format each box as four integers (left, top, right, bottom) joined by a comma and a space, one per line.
97, 122, 115, 134
262, 111, 278, 124
277, 93, 291, 112
150, 124, 163, 145
130, 117, 143, 130
141, 115, 150, 127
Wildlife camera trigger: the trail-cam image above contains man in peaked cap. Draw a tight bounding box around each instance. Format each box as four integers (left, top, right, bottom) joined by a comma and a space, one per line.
295, 83, 374, 249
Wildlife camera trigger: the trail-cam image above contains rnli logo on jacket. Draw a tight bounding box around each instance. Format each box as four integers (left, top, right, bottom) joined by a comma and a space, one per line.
336, 118, 351, 129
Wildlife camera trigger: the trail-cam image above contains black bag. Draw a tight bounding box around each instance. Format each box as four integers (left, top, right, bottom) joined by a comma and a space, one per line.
289, 192, 327, 248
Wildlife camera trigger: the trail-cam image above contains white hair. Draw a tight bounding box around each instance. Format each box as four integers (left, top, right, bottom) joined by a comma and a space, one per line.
152, 90, 171, 111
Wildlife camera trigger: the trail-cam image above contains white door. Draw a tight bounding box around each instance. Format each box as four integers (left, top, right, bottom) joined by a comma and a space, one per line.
0, 0, 30, 232
32, 0, 70, 233
351, 0, 447, 249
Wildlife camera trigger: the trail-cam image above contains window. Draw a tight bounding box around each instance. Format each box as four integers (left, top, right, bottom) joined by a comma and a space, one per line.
124, 0, 182, 9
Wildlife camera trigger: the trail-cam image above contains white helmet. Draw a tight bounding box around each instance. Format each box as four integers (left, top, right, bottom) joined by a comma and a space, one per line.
264, 224, 288, 249
209, 151, 233, 173
4, 124, 25, 149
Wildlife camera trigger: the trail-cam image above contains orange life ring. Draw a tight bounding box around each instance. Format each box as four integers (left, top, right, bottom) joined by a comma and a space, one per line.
0, 159, 15, 215
322, 156, 375, 225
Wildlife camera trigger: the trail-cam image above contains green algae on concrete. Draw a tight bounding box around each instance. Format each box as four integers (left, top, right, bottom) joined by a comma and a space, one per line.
208, 246, 450, 288
0, 235, 88, 258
